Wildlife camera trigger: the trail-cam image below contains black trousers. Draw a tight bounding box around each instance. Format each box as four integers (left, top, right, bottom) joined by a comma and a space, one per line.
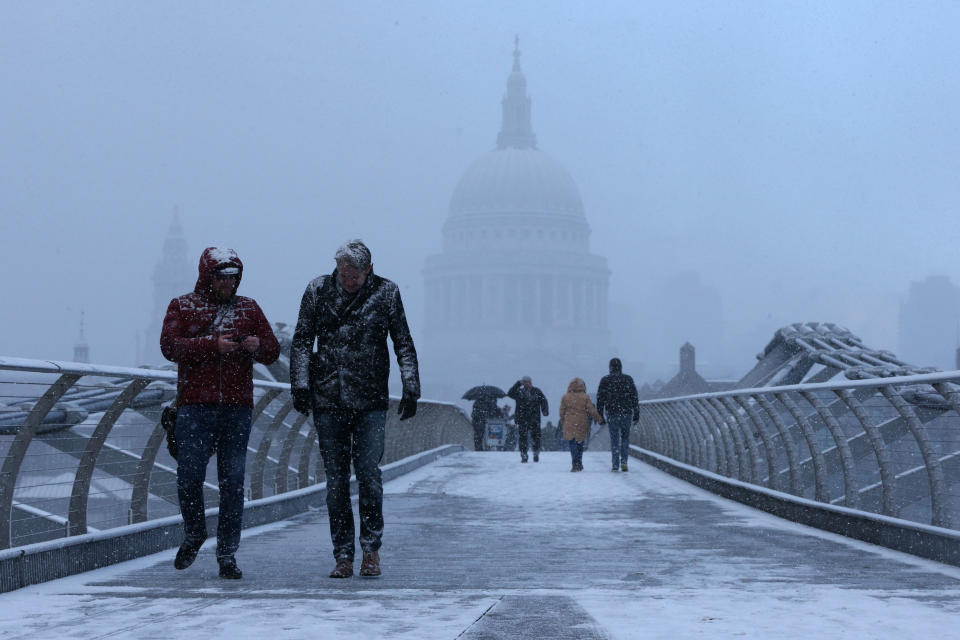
472, 419, 485, 451
314, 408, 386, 561
517, 421, 541, 455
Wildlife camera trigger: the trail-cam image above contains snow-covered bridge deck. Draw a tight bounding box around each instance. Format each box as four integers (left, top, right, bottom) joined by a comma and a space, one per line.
4, 451, 960, 639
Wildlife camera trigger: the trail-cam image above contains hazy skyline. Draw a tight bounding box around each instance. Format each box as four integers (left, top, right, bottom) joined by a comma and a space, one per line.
3, 2, 959, 383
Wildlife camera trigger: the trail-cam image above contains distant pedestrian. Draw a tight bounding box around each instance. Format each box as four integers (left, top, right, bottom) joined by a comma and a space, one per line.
470, 396, 499, 451
559, 378, 604, 472
507, 376, 549, 463
161, 247, 280, 580
596, 358, 640, 472
290, 240, 420, 579
501, 405, 518, 451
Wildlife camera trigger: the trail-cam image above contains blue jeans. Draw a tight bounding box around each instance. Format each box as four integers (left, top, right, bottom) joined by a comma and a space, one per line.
175, 404, 252, 558
608, 414, 632, 467
568, 439, 584, 467
314, 409, 386, 561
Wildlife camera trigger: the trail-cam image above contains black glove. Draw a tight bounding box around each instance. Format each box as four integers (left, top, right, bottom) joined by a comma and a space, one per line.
398, 392, 418, 421
633, 413, 640, 425
292, 388, 312, 416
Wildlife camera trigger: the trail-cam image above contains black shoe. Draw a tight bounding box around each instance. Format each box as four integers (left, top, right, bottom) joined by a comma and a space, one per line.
359, 551, 381, 577
174, 539, 203, 570
612, 466, 619, 472
218, 556, 243, 579
521, 455, 528, 463
533, 453, 539, 462
329, 558, 353, 578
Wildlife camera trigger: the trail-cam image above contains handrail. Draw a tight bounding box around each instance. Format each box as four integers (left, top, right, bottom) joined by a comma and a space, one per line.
640, 369, 960, 404
0, 356, 472, 550
636, 370, 960, 530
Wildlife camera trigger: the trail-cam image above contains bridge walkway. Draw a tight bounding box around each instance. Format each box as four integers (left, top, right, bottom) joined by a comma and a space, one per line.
3, 451, 960, 639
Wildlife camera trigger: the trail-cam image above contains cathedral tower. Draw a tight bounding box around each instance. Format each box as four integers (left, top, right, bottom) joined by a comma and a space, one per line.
140, 207, 194, 364
422, 41, 611, 401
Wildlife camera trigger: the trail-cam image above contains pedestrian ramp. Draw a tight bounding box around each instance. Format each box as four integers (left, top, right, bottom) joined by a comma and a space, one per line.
3, 451, 960, 639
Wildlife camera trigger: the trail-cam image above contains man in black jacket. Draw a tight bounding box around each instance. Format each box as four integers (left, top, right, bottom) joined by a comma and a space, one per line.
290, 240, 420, 579
596, 358, 639, 472
507, 376, 549, 463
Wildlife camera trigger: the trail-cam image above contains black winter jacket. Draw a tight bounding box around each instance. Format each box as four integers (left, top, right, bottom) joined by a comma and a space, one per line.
507, 381, 549, 427
471, 398, 500, 426
290, 270, 420, 411
596, 373, 639, 419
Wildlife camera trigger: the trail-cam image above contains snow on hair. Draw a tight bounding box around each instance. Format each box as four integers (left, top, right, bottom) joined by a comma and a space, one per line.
334, 240, 371, 269
208, 247, 238, 264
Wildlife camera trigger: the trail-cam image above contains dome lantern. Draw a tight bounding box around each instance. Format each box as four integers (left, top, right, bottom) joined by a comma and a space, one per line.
496, 36, 537, 151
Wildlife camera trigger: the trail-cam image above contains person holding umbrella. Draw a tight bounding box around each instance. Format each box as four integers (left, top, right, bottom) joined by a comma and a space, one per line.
463, 385, 506, 451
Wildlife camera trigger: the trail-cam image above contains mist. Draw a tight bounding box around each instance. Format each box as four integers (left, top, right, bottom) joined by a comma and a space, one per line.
2, 2, 959, 391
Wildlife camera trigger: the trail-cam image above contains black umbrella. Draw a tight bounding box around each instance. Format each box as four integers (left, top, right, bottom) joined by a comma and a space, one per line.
462, 385, 507, 401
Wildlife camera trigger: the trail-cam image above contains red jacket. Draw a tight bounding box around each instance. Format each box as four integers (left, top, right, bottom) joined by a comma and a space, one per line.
160, 248, 280, 407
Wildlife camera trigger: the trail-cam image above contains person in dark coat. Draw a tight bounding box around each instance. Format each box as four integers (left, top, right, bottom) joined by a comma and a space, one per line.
507, 376, 549, 463
160, 247, 280, 579
596, 357, 639, 472
290, 239, 420, 579
470, 396, 499, 451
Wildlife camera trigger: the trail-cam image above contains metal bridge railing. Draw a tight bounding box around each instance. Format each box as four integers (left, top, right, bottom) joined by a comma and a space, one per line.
637, 370, 960, 530
0, 356, 472, 550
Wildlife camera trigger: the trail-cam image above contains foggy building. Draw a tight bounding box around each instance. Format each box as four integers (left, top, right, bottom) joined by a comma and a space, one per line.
898, 275, 960, 370
139, 208, 194, 365
422, 42, 610, 401
647, 342, 734, 399
73, 311, 89, 364
634, 272, 724, 380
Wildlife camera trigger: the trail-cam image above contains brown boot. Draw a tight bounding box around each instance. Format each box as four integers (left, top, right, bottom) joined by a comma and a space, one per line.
359, 551, 381, 577
329, 558, 353, 578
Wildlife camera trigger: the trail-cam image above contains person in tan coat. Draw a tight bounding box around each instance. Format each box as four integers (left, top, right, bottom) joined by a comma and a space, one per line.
559, 378, 605, 472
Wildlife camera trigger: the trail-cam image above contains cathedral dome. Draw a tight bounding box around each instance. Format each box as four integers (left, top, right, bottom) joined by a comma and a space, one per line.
421, 40, 611, 403
448, 147, 585, 218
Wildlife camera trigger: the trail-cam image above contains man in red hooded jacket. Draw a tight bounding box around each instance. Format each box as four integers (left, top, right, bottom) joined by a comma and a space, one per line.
160, 247, 279, 579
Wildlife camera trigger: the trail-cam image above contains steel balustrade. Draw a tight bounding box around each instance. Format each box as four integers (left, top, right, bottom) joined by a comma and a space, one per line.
835, 388, 897, 516
638, 370, 960, 529
879, 386, 949, 527
0, 356, 473, 550
715, 396, 759, 484
274, 412, 310, 494
777, 391, 831, 502
732, 395, 777, 490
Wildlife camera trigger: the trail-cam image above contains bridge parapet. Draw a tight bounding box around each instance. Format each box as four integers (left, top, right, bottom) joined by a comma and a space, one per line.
638, 369, 960, 532
0, 356, 472, 551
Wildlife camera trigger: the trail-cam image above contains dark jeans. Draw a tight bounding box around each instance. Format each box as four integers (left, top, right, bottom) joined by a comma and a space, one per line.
314, 408, 386, 561
568, 439, 584, 467
608, 414, 632, 467
472, 419, 485, 451
175, 404, 252, 558
517, 421, 541, 456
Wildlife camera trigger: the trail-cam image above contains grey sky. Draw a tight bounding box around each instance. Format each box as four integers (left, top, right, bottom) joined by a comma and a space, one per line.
2, 2, 959, 379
